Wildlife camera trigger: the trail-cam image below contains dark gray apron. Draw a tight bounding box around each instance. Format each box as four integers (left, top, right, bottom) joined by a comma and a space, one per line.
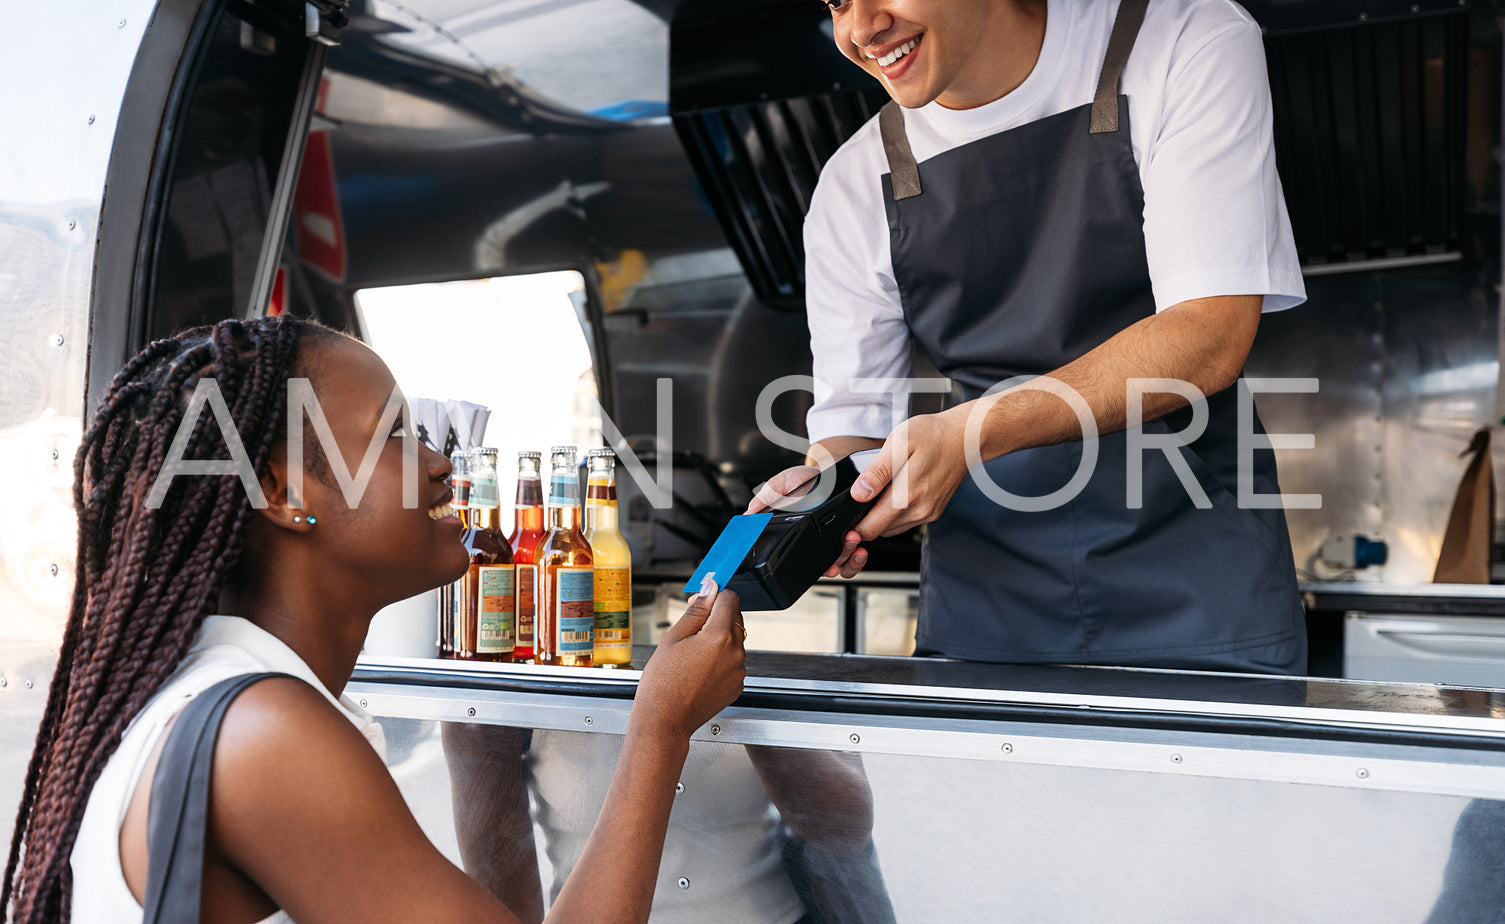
878, 0, 1305, 673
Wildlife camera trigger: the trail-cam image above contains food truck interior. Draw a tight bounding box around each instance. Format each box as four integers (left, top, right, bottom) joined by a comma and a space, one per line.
8, 0, 1505, 919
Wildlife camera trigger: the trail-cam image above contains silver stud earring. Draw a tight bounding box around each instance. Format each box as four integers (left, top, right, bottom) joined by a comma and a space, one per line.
293, 515, 303, 524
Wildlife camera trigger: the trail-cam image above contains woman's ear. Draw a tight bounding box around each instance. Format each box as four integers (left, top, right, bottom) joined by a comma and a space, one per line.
256, 455, 316, 534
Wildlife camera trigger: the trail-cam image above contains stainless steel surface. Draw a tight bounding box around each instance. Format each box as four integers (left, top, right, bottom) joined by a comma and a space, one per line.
1301, 252, 1464, 276
0, 0, 160, 840
1249, 270, 1499, 586
1346, 614, 1505, 686
351, 679, 1505, 796
365, 666, 1505, 921
354, 650, 1505, 736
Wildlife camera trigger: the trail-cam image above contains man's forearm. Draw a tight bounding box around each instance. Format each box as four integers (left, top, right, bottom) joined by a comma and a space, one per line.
967, 294, 1263, 461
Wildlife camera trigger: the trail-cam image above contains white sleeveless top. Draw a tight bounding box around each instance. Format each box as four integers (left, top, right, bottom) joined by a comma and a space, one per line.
70, 616, 386, 923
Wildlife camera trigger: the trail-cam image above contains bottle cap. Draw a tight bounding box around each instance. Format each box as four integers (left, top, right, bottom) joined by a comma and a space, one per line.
518, 450, 542, 460
586, 448, 616, 460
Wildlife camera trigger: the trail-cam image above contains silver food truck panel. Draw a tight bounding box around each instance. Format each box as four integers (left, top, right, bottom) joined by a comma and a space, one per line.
4, 0, 1505, 920
350, 653, 1505, 923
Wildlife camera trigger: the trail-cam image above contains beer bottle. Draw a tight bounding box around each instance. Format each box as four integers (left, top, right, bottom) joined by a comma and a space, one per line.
509, 451, 545, 662
585, 449, 632, 666
460, 448, 515, 661
437, 450, 470, 659
536, 446, 594, 667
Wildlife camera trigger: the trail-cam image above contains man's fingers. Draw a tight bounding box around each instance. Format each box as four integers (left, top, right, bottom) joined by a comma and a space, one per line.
747, 465, 820, 514
853, 496, 904, 543
850, 445, 895, 502
840, 548, 869, 578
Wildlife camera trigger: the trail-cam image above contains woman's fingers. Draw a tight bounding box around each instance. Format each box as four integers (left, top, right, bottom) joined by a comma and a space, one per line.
664, 575, 718, 641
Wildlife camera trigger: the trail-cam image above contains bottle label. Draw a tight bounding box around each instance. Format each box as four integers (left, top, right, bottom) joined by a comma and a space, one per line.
586, 479, 617, 503
515, 478, 543, 507
478, 566, 515, 654
471, 475, 499, 509
556, 567, 594, 653
453, 477, 471, 509
593, 567, 631, 647
516, 564, 536, 646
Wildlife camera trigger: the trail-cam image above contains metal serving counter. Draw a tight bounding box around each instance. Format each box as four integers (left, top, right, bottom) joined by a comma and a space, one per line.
351, 652, 1505, 923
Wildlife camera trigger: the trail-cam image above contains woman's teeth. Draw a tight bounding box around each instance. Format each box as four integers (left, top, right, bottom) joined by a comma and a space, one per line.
875, 38, 918, 68
429, 502, 455, 520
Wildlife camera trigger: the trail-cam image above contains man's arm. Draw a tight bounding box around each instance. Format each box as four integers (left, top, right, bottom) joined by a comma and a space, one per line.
847, 294, 1263, 540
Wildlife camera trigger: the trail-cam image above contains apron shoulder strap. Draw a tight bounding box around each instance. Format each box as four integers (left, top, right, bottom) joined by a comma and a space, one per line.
1089, 0, 1152, 134
142, 671, 301, 924
879, 101, 923, 200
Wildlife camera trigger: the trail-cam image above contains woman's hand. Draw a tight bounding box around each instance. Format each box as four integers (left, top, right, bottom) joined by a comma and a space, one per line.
632, 578, 746, 740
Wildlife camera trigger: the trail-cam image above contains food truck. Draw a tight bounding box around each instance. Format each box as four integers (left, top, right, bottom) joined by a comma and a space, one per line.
3, 0, 1505, 919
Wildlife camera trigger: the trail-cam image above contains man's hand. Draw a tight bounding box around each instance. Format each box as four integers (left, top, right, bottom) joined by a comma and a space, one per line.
748, 464, 870, 577
848, 408, 970, 543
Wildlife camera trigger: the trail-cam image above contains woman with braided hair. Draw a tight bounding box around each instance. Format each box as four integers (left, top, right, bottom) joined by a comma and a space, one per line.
2, 316, 747, 924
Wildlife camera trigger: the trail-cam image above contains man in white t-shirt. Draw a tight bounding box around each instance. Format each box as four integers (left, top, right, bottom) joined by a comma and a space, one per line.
750, 0, 1309, 673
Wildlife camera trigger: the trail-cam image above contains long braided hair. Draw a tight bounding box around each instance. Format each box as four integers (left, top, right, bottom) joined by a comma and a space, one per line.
2, 316, 342, 923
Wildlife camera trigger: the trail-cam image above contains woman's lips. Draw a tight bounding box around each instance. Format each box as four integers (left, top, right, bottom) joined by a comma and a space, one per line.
428, 501, 463, 528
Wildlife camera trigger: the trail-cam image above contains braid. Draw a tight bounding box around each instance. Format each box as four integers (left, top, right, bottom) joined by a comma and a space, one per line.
2, 317, 344, 923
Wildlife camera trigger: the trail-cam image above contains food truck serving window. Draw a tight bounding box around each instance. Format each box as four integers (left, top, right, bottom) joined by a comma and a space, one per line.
354, 271, 601, 485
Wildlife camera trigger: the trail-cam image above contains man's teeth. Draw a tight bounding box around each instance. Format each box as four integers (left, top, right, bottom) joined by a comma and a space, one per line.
429, 502, 455, 520
875, 38, 917, 68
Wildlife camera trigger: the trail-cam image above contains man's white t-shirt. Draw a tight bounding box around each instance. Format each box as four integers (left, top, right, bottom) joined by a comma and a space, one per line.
804, 0, 1306, 443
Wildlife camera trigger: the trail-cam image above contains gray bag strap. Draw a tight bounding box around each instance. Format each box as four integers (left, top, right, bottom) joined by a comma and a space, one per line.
143, 672, 298, 924
1089, 0, 1152, 133
879, 101, 923, 201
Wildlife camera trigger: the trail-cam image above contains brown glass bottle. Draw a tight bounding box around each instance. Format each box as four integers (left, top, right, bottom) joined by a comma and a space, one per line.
438, 450, 470, 659
508, 451, 544, 662
536, 446, 594, 667
459, 448, 514, 661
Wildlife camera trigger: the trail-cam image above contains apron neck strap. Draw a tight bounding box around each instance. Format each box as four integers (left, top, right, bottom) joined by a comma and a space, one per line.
880, 101, 923, 200
1089, 0, 1151, 134
879, 0, 1153, 198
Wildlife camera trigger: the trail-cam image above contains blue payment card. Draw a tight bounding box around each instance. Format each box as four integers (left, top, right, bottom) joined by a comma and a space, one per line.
683, 513, 773, 594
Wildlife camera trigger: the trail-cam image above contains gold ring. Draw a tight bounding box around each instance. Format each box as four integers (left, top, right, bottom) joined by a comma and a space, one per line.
739, 623, 748, 640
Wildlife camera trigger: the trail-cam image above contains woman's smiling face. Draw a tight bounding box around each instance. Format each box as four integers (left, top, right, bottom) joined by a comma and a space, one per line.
290, 337, 469, 606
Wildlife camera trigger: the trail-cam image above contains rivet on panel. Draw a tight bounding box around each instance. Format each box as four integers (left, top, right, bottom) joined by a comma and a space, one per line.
1356, 767, 1370, 780
849, 733, 860, 744
50, 449, 59, 461
50, 335, 64, 347
66, 220, 76, 231
1001, 742, 1013, 754
584, 716, 593, 726
87, 115, 95, 124
710, 724, 721, 736
467, 707, 477, 717
0, 677, 7, 688
675, 782, 684, 794
1171, 753, 1183, 764
25, 680, 34, 689
50, 564, 59, 577
677, 878, 690, 890
358, 698, 368, 709
118, 18, 127, 27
